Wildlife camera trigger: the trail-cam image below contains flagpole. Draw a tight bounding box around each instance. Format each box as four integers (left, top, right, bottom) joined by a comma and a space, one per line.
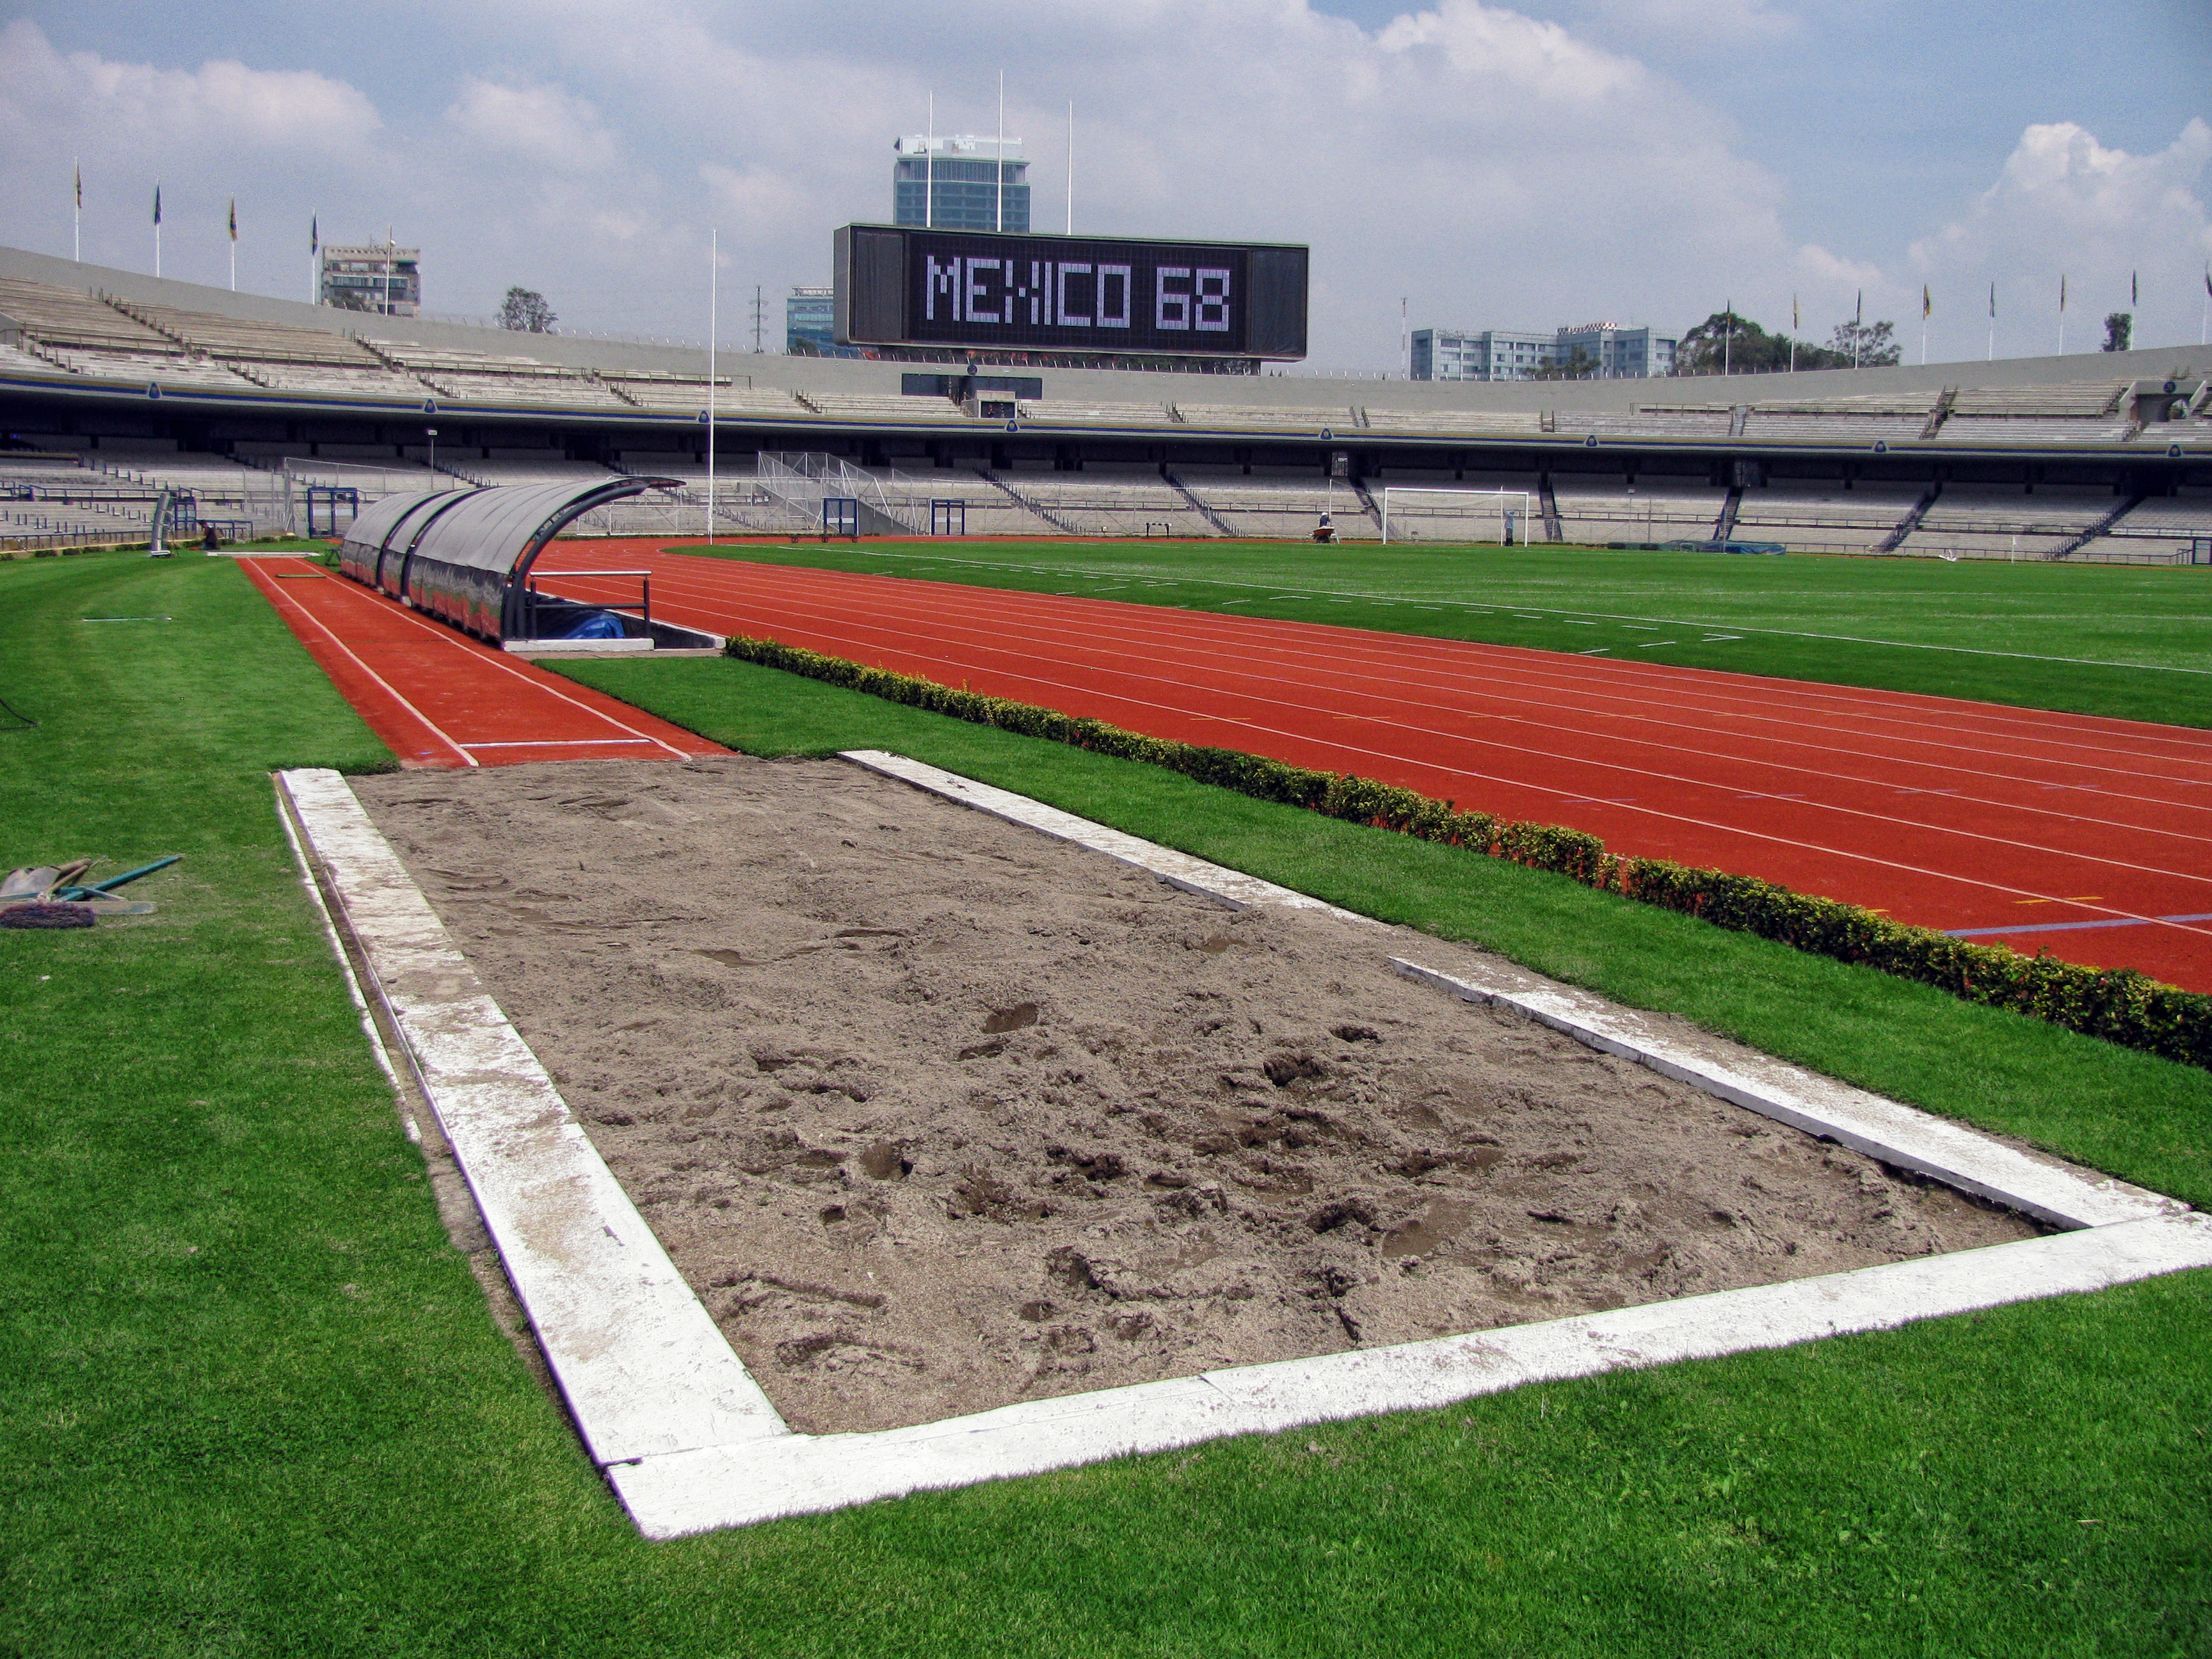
995, 70, 1005, 234
1065, 102, 1073, 234
310, 215, 318, 305
229, 197, 237, 292
153, 182, 161, 278
2058, 274, 2066, 355
72, 158, 80, 262
707, 227, 717, 543
1987, 281, 1995, 362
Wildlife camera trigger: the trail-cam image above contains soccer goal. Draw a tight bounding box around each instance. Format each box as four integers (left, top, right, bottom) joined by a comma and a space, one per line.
1379, 488, 1534, 546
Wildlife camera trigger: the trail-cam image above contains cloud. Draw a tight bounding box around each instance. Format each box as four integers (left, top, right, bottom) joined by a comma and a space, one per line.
19, 2, 2144, 366
445, 78, 620, 174
1909, 120, 2212, 356
0, 18, 376, 160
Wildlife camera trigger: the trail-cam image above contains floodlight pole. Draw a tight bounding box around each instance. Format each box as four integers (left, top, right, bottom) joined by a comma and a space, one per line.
996, 72, 1006, 233
707, 227, 717, 542
926, 94, 934, 229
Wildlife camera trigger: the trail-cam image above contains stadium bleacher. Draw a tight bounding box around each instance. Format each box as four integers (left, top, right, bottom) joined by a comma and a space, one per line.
1729, 485, 1922, 554
1553, 408, 1733, 439
1013, 399, 1176, 427
1358, 408, 1545, 437
1737, 394, 1937, 443
1174, 467, 1377, 538
1552, 477, 1727, 543
796, 392, 982, 424
1171, 404, 1352, 431
605, 376, 803, 415
981, 470, 1215, 536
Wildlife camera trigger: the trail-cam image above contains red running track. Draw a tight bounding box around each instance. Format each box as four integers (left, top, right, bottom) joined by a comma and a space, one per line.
241, 557, 725, 767
531, 541, 2212, 991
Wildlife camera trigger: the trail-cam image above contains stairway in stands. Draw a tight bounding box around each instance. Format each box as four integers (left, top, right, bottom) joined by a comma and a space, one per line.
974, 469, 1080, 534
1162, 470, 1233, 536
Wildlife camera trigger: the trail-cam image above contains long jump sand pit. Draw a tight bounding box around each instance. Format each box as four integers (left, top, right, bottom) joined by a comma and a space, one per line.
354, 757, 2036, 1436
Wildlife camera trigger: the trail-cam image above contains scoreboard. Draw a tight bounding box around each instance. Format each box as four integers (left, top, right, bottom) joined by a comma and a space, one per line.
835, 225, 1308, 360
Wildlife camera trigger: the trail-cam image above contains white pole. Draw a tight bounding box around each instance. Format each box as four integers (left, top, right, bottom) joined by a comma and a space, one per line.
72, 157, 79, 262
707, 227, 717, 542
996, 71, 1005, 233
926, 93, 934, 230
1066, 102, 1073, 234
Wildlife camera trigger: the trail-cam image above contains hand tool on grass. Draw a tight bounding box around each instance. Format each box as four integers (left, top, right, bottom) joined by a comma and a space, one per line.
0, 854, 179, 921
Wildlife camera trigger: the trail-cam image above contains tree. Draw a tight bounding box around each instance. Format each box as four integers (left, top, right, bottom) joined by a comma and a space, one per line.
1825, 317, 1900, 367
498, 287, 557, 333
1672, 310, 1849, 376
1531, 346, 1598, 381
2102, 311, 2133, 353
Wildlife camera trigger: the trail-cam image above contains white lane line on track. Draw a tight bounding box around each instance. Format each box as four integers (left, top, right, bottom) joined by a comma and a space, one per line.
716, 568, 2212, 804
253, 563, 477, 767
762, 544, 2212, 680
621, 574, 2212, 906
344, 581, 697, 760
773, 555, 2212, 762
636, 595, 2212, 941
632, 559, 2212, 794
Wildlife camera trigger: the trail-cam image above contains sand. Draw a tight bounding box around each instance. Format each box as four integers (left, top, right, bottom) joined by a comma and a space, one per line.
354, 757, 2037, 1435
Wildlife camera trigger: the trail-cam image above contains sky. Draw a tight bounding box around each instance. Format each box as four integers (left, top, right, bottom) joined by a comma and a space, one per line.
1, 0, 2207, 373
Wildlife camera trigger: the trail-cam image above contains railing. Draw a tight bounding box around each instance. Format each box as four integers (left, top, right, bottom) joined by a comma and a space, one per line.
755, 453, 925, 536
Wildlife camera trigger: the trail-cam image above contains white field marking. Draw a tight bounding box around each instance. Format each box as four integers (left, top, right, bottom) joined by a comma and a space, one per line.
457, 739, 656, 749
341, 579, 697, 760
253, 566, 476, 766
726, 609, 2212, 935
272, 774, 410, 1135
1388, 959, 2179, 1232
287, 753, 2208, 1541
611, 1215, 2212, 1538
757, 544, 2212, 678
276, 768, 788, 1466
838, 750, 1379, 927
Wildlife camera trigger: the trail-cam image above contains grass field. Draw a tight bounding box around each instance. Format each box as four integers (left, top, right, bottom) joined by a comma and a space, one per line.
682, 538, 2212, 728
7, 548, 2210, 1656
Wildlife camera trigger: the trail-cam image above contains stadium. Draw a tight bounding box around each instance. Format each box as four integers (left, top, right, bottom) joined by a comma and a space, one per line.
7, 26, 2212, 1651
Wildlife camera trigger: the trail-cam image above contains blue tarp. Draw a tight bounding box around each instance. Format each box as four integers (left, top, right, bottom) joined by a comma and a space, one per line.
556, 610, 627, 640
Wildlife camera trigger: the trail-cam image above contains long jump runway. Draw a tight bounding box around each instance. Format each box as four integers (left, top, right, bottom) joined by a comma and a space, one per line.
527, 545, 2212, 992
242, 557, 724, 767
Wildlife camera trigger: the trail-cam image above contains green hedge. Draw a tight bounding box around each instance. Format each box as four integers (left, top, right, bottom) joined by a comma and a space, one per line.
726, 633, 2212, 1070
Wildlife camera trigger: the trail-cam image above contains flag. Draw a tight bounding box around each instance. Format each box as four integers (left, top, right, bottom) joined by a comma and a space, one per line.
152, 184, 161, 226
2060, 273, 2067, 311
1791, 293, 1799, 331
1989, 280, 1996, 318
310, 215, 318, 255
1922, 284, 1931, 319
1854, 289, 1863, 325
228, 197, 236, 242
73, 161, 81, 210
2131, 270, 2138, 306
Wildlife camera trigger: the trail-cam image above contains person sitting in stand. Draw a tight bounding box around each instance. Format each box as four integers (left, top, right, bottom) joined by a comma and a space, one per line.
201, 522, 221, 553
1312, 513, 1337, 544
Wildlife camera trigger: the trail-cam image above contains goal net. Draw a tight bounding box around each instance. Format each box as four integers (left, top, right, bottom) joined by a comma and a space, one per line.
1379, 488, 1533, 546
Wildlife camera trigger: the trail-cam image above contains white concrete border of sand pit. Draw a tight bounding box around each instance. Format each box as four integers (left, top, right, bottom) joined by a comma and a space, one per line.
276, 758, 2212, 1541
